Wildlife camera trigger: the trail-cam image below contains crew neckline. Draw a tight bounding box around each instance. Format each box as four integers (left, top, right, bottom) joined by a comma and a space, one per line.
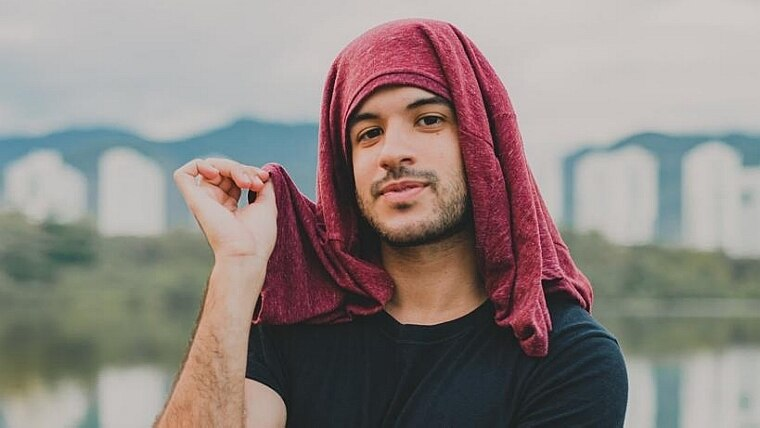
372, 300, 494, 344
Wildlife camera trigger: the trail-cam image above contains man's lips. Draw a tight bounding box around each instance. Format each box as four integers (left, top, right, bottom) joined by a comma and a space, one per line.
378, 180, 428, 204
379, 180, 427, 195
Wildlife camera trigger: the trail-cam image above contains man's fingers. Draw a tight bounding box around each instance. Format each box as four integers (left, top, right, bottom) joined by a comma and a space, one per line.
248, 179, 275, 205
173, 158, 272, 212
197, 159, 221, 181
245, 172, 265, 191
202, 158, 269, 190
175, 158, 267, 189
255, 168, 270, 181
173, 159, 202, 192
232, 168, 252, 188
218, 176, 236, 193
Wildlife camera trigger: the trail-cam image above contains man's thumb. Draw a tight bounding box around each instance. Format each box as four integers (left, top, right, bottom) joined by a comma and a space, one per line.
247, 181, 275, 205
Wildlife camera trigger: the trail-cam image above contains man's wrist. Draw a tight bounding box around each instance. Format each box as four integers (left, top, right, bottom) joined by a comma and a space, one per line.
202, 257, 268, 328
213, 254, 269, 275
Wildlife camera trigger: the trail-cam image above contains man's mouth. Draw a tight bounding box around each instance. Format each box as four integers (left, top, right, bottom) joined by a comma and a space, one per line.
378, 180, 428, 204
380, 180, 426, 194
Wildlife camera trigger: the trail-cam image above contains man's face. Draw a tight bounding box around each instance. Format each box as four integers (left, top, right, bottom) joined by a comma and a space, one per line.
349, 86, 470, 247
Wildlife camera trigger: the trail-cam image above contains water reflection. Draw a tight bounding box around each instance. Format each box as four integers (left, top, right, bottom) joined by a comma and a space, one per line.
97, 367, 169, 428
2, 343, 760, 427
626, 348, 760, 428
0, 366, 169, 428
675, 348, 759, 428
0, 379, 88, 428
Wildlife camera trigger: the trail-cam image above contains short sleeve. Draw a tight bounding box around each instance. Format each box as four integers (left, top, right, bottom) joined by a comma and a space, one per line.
514, 308, 629, 427
246, 324, 289, 404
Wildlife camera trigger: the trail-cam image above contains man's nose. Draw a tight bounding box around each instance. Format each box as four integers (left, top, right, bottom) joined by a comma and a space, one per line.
378, 122, 415, 170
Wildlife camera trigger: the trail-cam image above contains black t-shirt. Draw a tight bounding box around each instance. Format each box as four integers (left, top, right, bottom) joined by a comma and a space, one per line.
246, 297, 628, 427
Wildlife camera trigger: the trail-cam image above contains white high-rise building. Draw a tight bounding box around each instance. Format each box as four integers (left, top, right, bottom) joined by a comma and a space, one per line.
98, 147, 166, 236
97, 366, 169, 428
738, 167, 760, 258
3, 150, 87, 223
682, 142, 743, 255
574, 146, 659, 245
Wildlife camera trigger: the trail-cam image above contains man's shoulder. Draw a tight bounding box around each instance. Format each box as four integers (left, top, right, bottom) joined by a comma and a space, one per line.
515, 298, 628, 426
544, 295, 622, 358
547, 296, 616, 338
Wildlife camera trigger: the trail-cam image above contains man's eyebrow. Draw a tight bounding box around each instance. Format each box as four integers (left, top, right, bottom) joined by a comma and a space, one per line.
347, 112, 379, 132
406, 96, 451, 110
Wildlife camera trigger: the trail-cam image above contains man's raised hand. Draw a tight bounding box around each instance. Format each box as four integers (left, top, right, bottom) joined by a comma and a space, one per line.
158, 158, 278, 427
173, 158, 277, 262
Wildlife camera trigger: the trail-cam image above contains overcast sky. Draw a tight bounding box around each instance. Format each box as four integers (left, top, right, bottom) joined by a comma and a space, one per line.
2, 0, 758, 214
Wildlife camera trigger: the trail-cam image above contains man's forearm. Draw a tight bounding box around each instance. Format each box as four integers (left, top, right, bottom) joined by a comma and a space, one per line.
155, 258, 267, 427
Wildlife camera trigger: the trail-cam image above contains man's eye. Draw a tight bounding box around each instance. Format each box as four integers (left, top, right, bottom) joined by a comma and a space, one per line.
417, 115, 443, 126
358, 128, 382, 141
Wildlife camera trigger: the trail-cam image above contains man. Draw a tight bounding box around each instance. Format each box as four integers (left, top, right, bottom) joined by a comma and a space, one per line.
157, 19, 628, 427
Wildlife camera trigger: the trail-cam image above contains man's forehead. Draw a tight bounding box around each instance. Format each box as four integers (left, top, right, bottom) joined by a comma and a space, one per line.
359, 85, 440, 106
347, 85, 451, 126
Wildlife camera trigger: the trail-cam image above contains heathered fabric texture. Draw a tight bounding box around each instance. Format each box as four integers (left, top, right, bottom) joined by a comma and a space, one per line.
254, 19, 593, 357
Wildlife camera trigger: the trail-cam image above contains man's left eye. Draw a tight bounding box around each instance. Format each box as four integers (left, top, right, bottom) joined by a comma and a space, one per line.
417, 116, 443, 126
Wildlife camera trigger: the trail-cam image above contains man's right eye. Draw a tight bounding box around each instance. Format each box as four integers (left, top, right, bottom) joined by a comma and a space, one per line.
358, 127, 383, 142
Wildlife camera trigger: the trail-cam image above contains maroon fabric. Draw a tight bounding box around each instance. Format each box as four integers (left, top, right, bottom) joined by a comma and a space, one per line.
254, 19, 593, 357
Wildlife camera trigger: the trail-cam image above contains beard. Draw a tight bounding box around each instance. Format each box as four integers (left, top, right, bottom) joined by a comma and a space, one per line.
356, 166, 471, 248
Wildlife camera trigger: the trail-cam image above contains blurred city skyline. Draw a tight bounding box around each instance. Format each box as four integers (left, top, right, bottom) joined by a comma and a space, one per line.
2, 0, 759, 215
3, 125, 759, 258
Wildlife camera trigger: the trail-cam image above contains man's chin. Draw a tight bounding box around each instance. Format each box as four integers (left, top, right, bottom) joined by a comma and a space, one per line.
379, 231, 433, 248
375, 220, 469, 248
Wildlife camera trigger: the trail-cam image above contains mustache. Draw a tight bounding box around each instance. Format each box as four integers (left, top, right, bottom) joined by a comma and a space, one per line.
370, 166, 439, 198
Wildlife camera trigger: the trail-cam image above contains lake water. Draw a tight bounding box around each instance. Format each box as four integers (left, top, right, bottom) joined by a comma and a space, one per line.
1, 320, 759, 427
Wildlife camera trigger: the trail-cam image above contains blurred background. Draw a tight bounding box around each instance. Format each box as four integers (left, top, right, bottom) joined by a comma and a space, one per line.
1, 1, 759, 427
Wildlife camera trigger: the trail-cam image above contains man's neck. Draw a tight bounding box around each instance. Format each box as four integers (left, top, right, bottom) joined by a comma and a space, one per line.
380, 227, 487, 325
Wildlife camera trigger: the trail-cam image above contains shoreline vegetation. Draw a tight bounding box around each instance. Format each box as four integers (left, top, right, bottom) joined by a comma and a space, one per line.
594, 297, 760, 318
1, 212, 759, 391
